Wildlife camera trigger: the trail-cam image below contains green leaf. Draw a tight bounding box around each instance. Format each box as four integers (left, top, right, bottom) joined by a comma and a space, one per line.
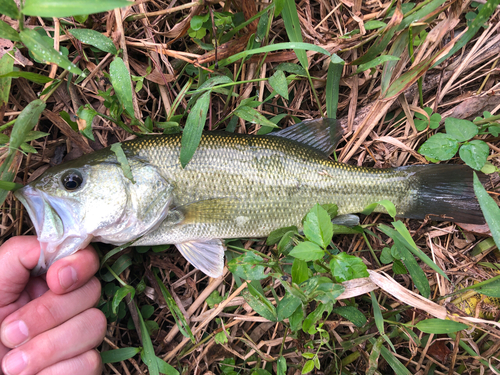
233, 106, 278, 128
362, 199, 397, 218
180, 91, 210, 168
22, 0, 132, 17
380, 247, 393, 264
110, 143, 135, 183
138, 308, 159, 375
289, 241, 325, 262
277, 293, 302, 321
154, 272, 195, 343
112, 285, 135, 314
69, 29, 117, 55
0, 71, 54, 84
291, 258, 309, 284
369, 338, 411, 375
266, 226, 298, 246
289, 305, 304, 332
330, 252, 369, 282
370, 291, 385, 334
0, 20, 20, 42
281, 0, 307, 70
269, 70, 288, 99
302, 360, 315, 374
445, 117, 478, 142
156, 357, 179, 375
275, 62, 307, 76
326, 56, 344, 119
418, 133, 460, 161
416, 319, 468, 334
0, 0, 20, 19
0, 181, 23, 191
109, 57, 135, 118
101, 347, 140, 364
277, 356, 287, 375
333, 306, 367, 327
243, 284, 277, 322
20, 29, 82, 75
76, 106, 96, 140
303, 204, 333, 248
459, 140, 489, 170
474, 173, 500, 251
355, 55, 400, 74
0, 52, 15, 106
227, 251, 267, 280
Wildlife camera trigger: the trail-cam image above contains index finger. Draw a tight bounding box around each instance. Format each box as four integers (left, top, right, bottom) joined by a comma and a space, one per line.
0, 236, 41, 308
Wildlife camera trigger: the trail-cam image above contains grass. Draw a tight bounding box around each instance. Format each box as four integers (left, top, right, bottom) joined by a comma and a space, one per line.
1, 0, 500, 373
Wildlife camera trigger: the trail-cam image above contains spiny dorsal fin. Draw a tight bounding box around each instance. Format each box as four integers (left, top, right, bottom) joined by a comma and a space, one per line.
272, 118, 342, 156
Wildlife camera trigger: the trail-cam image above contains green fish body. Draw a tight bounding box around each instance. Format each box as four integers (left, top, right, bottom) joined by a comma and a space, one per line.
15, 119, 484, 276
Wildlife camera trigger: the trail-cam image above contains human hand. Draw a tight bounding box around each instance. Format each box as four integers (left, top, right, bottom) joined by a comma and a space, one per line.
0, 236, 106, 375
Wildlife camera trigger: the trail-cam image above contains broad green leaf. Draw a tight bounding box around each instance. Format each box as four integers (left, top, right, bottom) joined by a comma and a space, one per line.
277, 230, 297, 255
459, 140, 489, 170
109, 57, 135, 118
100, 347, 140, 364
111, 285, 135, 314
156, 357, 179, 375
243, 284, 277, 322
101, 253, 132, 282
463, 276, 500, 298
474, 173, 500, 251
8, 99, 46, 150
321, 203, 338, 220
0, 20, 20, 41
69, 29, 117, 55
0, 71, 53, 84
330, 252, 369, 282
22, 0, 132, 17
0, 0, 19, 19
302, 301, 332, 334
333, 306, 367, 327
155, 273, 195, 343
289, 305, 304, 332
393, 238, 430, 297
227, 251, 267, 280
0, 52, 15, 105
110, 143, 135, 183
233, 106, 278, 128
76, 106, 96, 140
277, 356, 287, 375
445, 118, 478, 142
418, 133, 459, 161
416, 319, 468, 334
269, 70, 288, 99
303, 204, 333, 248
180, 91, 210, 168
355, 55, 400, 74
380, 247, 393, 264
362, 199, 396, 218
291, 258, 309, 284
0, 181, 23, 190
302, 360, 314, 374
275, 62, 307, 76
277, 293, 302, 321
289, 241, 325, 261
326, 55, 344, 119
20, 29, 82, 75
266, 226, 298, 246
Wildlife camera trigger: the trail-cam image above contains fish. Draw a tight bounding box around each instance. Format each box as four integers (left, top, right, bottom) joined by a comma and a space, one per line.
14, 118, 485, 277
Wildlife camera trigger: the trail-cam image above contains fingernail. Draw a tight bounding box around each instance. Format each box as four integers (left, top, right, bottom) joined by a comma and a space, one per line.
3, 320, 29, 347
3, 350, 27, 375
58, 265, 78, 289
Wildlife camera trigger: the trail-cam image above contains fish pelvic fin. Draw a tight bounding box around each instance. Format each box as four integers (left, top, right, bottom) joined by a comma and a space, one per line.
272, 118, 342, 156
175, 239, 225, 278
400, 164, 486, 224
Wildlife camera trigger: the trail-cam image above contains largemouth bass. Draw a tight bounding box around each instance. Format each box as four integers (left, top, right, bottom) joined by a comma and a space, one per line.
14, 119, 484, 277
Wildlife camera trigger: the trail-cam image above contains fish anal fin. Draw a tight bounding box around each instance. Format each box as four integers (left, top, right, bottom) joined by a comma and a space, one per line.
175, 239, 225, 278
272, 118, 342, 156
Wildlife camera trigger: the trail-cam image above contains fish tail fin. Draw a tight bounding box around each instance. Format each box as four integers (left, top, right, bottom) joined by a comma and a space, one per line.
401, 164, 486, 224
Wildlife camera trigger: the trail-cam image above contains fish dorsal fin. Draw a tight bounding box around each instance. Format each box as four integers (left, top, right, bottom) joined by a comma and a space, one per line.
176, 239, 225, 278
272, 118, 342, 155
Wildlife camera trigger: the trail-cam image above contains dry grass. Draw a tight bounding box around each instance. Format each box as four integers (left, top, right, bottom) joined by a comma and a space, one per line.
2, 0, 500, 374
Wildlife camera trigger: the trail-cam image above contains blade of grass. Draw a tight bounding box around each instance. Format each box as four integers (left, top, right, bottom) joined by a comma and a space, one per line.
22, 0, 132, 18
0, 51, 15, 106
473, 172, 500, 250
326, 55, 344, 119
109, 57, 135, 118
137, 308, 159, 375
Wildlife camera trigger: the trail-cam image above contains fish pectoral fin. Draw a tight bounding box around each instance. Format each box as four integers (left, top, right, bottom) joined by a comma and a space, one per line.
271, 118, 342, 156
175, 239, 225, 278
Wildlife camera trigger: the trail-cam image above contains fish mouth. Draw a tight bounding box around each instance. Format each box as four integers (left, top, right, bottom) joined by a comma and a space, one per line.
14, 185, 93, 276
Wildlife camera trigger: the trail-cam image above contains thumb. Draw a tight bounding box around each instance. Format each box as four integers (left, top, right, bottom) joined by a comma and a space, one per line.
0, 236, 41, 308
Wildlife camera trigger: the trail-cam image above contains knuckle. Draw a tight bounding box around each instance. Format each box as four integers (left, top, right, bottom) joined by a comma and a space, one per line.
35, 301, 57, 326
84, 309, 107, 343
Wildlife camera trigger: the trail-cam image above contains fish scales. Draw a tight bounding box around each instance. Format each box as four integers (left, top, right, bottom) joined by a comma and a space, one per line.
15, 118, 484, 276
123, 133, 414, 245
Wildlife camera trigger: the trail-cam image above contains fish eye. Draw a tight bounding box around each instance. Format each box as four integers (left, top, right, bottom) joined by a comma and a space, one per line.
61, 170, 84, 191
